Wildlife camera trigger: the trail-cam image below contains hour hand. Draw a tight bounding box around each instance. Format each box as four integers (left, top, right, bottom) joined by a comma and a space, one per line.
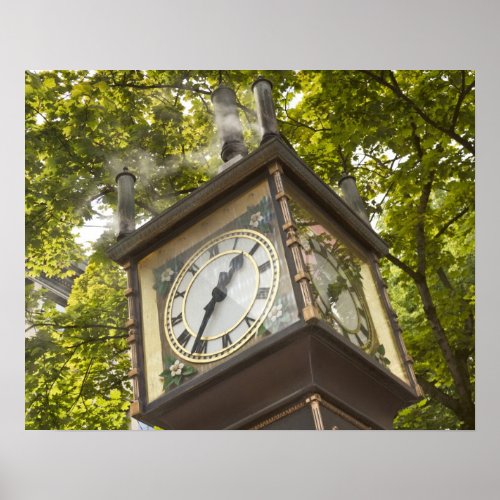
191, 302, 214, 353
191, 286, 227, 353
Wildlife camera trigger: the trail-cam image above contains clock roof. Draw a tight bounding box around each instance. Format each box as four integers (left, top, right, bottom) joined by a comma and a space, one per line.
107, 136, 389, 264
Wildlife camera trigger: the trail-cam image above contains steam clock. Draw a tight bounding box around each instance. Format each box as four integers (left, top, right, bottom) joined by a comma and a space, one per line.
108, 78, 421, 429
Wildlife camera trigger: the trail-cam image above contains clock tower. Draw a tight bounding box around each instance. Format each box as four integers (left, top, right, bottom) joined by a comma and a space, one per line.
108, 77, 421, 429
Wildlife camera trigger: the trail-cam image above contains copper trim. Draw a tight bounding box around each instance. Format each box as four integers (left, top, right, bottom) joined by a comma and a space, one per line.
299, 281, 313, 307
318, 398, 372, 429
282, 222, 296, 232
268, 162, 283, 175
294, 271, 311, 283
129, 400, 142, 417
275, 191, 289, 201
302, 304, 319, 322
308, 396, 325, 430
249, 400, 309, 429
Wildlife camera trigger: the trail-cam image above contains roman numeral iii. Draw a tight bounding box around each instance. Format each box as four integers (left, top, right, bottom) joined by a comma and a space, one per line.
258, 261, 271, 273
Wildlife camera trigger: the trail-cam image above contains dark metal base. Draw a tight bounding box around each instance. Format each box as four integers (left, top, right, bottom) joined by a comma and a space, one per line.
136, 320, 419, 430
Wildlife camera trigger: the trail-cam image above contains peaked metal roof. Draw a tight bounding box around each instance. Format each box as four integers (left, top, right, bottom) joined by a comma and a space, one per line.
107, 137, 388, 263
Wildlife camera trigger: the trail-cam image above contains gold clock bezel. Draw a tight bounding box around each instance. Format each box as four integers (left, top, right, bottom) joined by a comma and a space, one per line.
164, 229, 280, 363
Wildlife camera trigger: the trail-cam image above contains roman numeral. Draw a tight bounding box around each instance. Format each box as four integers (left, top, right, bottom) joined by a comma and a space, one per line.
174, 290, 186, 300
188, 263, 199, 275
177, 329, 191, 348
360, 324, 370, 339
232, 237, 239, 250
258, 261, 271, 273
222, 333, 233, 348
257, 287, 270, 299
244, 316, 255, 327
172, 313, 183, 326
193, 339, 208, 354
249, 242, 260, 256
209, 244, 219, 257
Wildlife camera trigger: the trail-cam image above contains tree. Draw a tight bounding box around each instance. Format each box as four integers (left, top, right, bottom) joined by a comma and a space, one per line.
25, 70, 474, 429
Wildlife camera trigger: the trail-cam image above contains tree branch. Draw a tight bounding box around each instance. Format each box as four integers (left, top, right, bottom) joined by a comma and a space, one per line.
415, 173, 434, 276
385, 252, 420, 281
69, 357, 94, 413
361, 71, 475, 155
65, 335, 128, 349
451, 72, 475, 130
282, 97, 331, 133
108, 81, 212, 96
26, 322, 128, 332
26, 345, 81, 415
136, 199, 160, 217
337, 146, 350, 174
410, 143, 474, 418
434, 206, 469, 239
437, 267, 454, 290
416, 375, 461, 414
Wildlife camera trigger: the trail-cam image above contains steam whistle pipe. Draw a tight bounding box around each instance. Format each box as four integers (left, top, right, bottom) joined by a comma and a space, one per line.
252, 76, 280, 143
211, 86, 248, 162
116, 167, 136, 240
338, 174, 370, 224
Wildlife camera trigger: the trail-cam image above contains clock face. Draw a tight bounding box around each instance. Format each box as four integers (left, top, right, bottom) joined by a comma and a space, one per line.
164, 229, 280, 363
308, 238, 373, 350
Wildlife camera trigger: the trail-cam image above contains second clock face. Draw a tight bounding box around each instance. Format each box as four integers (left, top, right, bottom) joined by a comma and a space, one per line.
307, 238, 373, 350
164, 229, 280, 363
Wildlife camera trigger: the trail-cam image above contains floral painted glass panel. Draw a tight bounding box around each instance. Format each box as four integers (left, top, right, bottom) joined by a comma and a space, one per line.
137, 180, 299, 403
285, 181, 410, 384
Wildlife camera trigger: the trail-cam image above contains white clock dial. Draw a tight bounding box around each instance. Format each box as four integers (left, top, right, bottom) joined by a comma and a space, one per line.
308, 239, 373, 349
164, 229, 279, 363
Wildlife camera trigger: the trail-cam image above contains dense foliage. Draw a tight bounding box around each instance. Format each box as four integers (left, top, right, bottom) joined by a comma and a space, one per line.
25, 70, 474, 429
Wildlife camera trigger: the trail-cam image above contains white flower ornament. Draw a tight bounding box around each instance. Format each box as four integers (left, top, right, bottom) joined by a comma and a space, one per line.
269, 303, 284, 323
169, 359, 184, 376
161, 268, 175, 282
249, 211, 264, 228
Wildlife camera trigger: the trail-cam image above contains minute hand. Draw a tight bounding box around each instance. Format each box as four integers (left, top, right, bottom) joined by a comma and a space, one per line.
191, 252, 244, 354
